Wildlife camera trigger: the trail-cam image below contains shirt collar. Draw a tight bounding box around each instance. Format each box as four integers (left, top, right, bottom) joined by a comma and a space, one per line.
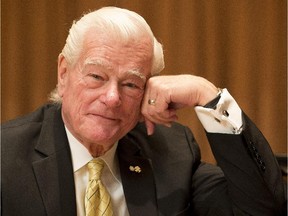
65, 126, 120, 181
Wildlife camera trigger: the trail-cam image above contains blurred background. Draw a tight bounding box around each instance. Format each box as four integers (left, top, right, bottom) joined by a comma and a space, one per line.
1, 0, 287, 164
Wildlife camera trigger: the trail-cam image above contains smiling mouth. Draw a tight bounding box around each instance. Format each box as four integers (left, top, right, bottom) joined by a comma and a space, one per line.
88, 113, 118, 121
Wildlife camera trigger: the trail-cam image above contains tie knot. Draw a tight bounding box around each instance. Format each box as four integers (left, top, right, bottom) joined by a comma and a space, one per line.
87, 159, 104, 181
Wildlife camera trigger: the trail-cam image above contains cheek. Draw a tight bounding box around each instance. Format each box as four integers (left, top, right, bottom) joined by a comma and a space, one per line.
62, 87, 89, 122
122, 98, 142, 120
64, 82, 92, 107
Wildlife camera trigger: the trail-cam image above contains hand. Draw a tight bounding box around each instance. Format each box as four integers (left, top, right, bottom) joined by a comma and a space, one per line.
141, 74, 218, 135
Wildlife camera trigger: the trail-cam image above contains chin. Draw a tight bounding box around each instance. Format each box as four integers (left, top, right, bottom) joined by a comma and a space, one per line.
84, 129, 120, 145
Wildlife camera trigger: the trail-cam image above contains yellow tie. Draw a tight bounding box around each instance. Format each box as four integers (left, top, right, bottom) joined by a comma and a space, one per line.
85, 159, 113, 216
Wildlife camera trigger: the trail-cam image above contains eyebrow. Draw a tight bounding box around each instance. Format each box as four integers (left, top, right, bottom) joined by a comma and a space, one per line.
84, 58, 147, 82
126, 69, 147, 81
84, 58, 107, 67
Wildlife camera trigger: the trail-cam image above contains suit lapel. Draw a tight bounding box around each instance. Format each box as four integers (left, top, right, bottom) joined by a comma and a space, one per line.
31, 105, 158, 216
118, 135, 158, 216
32, 106, 76, 216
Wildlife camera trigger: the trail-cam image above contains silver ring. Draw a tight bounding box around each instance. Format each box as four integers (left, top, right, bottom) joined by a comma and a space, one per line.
148, 99, 156, 105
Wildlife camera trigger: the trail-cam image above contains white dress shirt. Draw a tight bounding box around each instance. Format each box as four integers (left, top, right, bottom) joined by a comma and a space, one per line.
195, 88, 243, 134
65, 127, 130, 216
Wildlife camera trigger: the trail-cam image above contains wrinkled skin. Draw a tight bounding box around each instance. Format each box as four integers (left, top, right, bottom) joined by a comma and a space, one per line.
58, 30, 153, 156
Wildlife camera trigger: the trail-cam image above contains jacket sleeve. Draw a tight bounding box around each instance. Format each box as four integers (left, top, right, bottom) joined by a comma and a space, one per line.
204, 113, 286, 215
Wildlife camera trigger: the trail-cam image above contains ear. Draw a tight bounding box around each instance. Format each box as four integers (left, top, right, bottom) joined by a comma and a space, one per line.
57, 54, 68, 97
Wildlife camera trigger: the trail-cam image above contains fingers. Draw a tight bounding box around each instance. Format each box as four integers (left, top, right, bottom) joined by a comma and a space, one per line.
140, 110, 177, 128
144, 118, 155, 135
143, 112, 178, 136
142, 95, 179, 134
141, 76, 180, 134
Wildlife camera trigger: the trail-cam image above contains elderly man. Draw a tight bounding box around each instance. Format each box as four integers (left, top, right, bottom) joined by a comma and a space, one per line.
2, 6, 286, 216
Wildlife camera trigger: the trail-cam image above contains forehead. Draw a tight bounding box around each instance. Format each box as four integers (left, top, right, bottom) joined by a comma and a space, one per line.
78, 29, 153, 75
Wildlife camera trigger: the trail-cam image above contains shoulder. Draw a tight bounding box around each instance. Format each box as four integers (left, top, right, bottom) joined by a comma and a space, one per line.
127, 122, 201, 161
1, 104, 57, 130
130, 121, 196, 140
1, 104, 61, 143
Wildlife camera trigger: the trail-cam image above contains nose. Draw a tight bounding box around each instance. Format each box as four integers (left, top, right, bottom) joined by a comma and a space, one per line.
101, 81, 121, 107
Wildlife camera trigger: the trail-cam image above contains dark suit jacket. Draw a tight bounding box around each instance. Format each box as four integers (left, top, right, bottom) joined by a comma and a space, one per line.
1, 104, 286, 216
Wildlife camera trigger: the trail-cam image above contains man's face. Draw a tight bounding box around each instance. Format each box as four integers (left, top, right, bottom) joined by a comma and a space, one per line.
58, 30, 153, 151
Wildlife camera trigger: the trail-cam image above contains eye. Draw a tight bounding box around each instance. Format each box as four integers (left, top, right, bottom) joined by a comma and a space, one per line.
88, 73, 104, 81
121, 81, 144, 98
123, 82, 140, 89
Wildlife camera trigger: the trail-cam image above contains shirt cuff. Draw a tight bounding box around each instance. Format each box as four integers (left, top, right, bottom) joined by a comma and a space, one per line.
194, 88, 243, 134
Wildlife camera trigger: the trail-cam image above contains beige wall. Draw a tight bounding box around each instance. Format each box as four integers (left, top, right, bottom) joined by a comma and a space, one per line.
2, 0, 287, 163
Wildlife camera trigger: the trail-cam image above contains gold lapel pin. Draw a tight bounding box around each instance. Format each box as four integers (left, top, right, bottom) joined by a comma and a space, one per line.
129, 165, 141, 173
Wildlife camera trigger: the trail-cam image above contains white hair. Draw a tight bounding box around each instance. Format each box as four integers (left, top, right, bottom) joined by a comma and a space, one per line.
49, 7, 164, 103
